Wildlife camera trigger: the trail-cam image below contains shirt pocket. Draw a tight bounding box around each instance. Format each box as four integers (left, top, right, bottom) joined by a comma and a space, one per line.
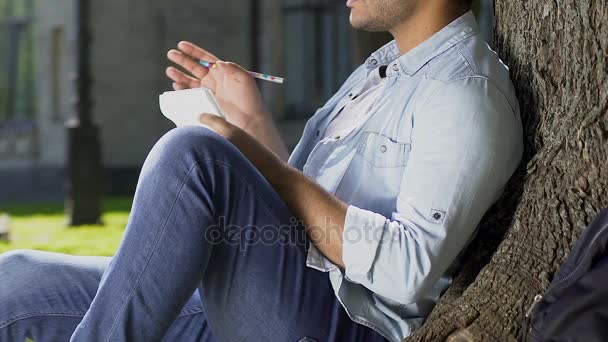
356, 131, 411, 168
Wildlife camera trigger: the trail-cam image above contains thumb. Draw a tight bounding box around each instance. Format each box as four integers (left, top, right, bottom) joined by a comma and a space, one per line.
198, 113, 236, 139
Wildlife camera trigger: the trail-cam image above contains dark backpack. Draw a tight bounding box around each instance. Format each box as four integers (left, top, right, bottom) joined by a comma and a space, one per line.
523, 208, 608, 342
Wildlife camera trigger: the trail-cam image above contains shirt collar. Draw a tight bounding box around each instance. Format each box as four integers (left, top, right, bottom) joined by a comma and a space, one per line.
365, 11, 479, 76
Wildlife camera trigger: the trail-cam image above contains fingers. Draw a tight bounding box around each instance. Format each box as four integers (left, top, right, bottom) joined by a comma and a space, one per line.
177, 41, 220, 63
172, 82, 188, 91
165, 66, 200, 88
167, 50, 209, 80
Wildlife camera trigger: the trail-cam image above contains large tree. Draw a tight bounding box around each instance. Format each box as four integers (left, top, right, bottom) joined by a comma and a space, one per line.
403, 0, 608, 341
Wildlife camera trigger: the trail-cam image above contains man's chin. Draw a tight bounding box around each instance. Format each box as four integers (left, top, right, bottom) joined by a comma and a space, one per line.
349, 14, 370, 30
349, 17, 386, 32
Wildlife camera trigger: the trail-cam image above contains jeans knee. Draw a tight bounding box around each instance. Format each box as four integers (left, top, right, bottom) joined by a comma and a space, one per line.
0, 250, 43, 301
146, 126, 237, 171
0, 249, 34, 271
162, 126, 228, 153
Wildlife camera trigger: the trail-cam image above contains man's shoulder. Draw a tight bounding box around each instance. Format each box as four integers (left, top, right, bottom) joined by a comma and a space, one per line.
424, 34, 510, 83
420, 34, 518, 113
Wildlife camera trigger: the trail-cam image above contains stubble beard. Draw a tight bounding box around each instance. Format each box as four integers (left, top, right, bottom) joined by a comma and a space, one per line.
350, 0, 414, 32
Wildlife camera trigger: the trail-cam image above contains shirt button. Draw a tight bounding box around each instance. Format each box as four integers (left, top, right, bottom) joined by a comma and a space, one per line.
392, 64, 399, 72
380, 145, 387, 153
316, 130, 320, 137
433, 212, 442, 220
370, 59, 378, 65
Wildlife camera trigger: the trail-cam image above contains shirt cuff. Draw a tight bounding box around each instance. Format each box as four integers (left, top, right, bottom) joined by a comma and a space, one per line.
342, 205, 387, 284
306, 244, 339, 272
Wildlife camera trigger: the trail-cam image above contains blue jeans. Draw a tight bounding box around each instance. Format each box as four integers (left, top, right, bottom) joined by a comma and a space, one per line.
0, 127, 387, 342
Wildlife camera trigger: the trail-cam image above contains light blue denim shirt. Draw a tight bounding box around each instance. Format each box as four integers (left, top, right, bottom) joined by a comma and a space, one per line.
287, 11, 524, 342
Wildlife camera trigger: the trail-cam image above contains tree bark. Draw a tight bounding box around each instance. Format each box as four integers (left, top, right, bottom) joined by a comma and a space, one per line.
404, 1, 608, 341
65, 0, 103, 226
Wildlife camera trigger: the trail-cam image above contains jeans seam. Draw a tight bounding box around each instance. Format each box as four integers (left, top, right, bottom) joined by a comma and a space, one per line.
104, 155, 286, 340
176, 308, 205, 318
103, 163, 201, 342
0, 311, 86, 329
201, 159, 284, 226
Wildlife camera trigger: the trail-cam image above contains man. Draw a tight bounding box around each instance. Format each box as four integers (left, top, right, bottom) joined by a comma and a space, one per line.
0, 0, 523, 341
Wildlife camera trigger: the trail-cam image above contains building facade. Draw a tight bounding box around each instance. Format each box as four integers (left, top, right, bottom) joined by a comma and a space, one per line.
0, 0, 492, 203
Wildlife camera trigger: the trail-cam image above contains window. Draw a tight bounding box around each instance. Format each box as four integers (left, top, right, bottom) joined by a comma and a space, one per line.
0, 0, 35, 122
283, 0, 354, 119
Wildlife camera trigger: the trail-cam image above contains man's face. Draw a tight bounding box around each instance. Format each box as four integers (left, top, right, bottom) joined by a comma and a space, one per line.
347, 0, 415, 32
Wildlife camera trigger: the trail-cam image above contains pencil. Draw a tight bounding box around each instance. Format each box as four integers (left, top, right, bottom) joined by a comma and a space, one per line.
199, 60, 285, 84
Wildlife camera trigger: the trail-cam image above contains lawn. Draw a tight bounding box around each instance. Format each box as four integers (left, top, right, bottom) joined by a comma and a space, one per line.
0, 198, 132, 256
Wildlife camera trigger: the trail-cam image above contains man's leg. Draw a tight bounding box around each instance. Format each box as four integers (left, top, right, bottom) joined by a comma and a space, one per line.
0, 250, 214, 342
71, 126, 386, 342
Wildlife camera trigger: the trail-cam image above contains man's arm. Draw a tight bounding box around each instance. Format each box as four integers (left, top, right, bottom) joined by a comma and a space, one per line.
240, 112, 290, 163
201, 76, 522, 304
200, 113, 347, 268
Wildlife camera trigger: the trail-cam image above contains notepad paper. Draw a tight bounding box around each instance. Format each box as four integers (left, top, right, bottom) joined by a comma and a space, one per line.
159, 88, 226, 127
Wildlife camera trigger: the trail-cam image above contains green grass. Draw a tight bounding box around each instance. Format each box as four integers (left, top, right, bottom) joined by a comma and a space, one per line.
0, 198, 132, 256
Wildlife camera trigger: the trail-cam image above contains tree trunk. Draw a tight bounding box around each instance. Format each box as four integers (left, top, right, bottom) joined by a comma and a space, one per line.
65, 0, 103, 226
405, 1, 608, 341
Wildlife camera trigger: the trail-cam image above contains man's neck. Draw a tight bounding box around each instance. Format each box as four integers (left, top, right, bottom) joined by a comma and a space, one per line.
390, 5, 469, 55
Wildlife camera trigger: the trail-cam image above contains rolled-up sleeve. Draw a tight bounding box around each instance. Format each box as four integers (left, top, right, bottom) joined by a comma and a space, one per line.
342, 77, 523, 304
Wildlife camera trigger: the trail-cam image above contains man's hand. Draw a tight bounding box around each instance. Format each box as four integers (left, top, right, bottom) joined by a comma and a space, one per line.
200, 114, 348, 268
166, 41, 268, 133
166, 41, 289, 161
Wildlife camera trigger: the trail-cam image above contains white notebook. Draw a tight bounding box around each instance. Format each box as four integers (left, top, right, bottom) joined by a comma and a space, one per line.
159, 88, 226, 127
